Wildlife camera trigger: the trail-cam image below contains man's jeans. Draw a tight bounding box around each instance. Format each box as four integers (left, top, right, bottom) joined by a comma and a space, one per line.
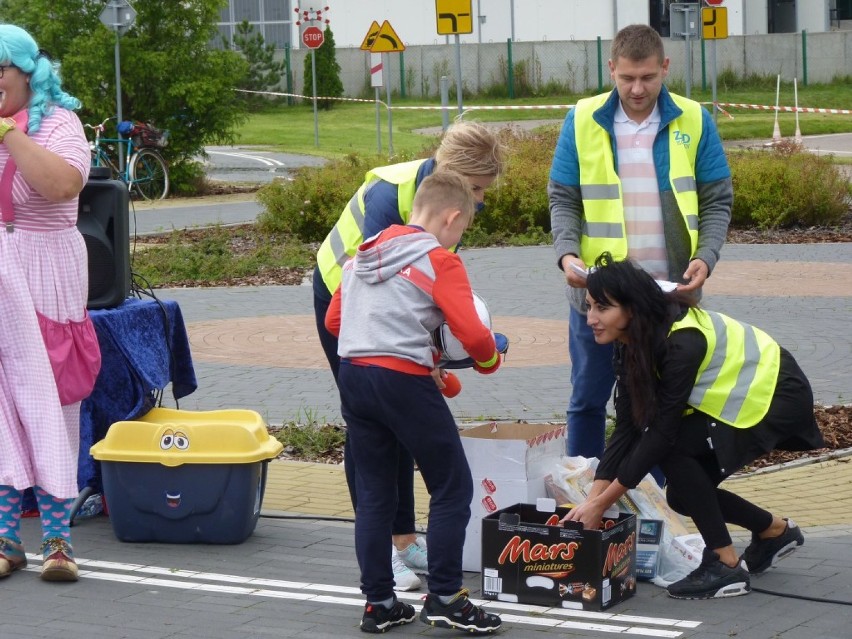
567, 307, 614, 458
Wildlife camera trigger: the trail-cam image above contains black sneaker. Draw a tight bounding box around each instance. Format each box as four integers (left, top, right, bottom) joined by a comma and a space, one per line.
741, 518, 804, 574
360, 599, 416, 633
419, 588, 501, 633
667, 548, 750, 600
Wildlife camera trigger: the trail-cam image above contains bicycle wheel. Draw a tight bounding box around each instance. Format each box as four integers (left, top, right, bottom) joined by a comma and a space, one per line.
129, 148, 169, 200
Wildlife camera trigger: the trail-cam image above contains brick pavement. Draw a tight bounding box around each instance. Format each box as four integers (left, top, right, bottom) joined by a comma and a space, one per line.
7, 225, 852, 638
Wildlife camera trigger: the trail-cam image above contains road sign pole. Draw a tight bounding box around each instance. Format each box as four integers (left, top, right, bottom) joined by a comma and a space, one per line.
454, 34, 463, 116
114, 29, 125, 172
385, 53, 394, 156
100, 0, 138, 173
311, 49, 319, 147
711, 39, 718, 126
375, 87, 382, 154
370, 52, 383, 154
685, 27, 692, 98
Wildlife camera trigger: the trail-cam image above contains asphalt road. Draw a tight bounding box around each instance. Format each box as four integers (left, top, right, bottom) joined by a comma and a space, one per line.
202, 145, 326, 184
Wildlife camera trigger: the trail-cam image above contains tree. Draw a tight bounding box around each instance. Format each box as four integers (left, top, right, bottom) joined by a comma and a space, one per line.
303, 25, 343, 110
0, 0, 250, 194
229, 20, 287, 112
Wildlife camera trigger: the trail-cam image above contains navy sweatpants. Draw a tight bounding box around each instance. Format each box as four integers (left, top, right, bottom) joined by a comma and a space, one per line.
313, 272, 416, 536
338, 361, 473, 601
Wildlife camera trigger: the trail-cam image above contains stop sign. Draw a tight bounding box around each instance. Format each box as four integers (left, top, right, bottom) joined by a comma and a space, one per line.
705, 0, 724, 5
302, 26, 324, 49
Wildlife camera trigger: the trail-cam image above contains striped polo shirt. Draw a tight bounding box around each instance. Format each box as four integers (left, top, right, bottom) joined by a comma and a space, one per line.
614, 101, 669, 279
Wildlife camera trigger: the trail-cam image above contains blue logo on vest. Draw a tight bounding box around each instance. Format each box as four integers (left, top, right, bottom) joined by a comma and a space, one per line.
674, 130, 691, 148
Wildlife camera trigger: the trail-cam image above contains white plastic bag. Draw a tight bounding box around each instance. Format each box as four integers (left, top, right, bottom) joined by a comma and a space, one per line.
544, 456, 705, 588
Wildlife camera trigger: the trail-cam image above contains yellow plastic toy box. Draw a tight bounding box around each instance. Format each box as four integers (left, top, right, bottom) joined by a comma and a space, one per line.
90, 407, 283, 544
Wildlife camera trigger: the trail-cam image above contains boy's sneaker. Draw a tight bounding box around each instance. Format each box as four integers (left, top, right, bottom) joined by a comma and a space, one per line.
419, 588, 502, 633
740, 518, 804, 574
360, 599, 416, 633
667, 548, 750, 599
397, 537, 428, 573
392, 548, 421, 591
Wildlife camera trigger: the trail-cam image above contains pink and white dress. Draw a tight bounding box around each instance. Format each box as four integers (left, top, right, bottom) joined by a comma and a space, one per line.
0, 107, 92, 499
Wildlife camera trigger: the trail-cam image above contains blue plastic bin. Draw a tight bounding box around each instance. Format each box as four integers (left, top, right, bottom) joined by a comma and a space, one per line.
90, 407, 283, 544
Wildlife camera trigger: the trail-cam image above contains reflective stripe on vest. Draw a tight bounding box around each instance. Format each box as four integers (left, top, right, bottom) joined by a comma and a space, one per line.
317, 159, 426, 294
573, 93, 702, 266
670, 308, 780, 428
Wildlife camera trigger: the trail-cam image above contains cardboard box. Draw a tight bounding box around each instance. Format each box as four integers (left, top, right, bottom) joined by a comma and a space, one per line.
460, 422, 566, 571
90, 407, 283, 544
480, 501, 637, 611
635, 519, 664, 581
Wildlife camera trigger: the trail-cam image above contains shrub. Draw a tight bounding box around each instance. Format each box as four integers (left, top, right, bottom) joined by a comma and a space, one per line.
729, 140, 850, 228
254, 128, 850, 246
255, 128, 559, 246
471, 125, 559, 244
256, 153, 416, 241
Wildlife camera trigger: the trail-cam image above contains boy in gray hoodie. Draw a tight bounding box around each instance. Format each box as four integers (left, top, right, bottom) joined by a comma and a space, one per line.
325, 170, 502, 634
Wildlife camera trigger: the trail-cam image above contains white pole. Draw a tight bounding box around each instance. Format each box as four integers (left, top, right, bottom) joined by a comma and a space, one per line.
772, 74, 781, 143
794, 77, 802, 144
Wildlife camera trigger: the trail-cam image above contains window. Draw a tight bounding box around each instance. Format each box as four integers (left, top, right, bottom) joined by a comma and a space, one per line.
217, 0, 293, 49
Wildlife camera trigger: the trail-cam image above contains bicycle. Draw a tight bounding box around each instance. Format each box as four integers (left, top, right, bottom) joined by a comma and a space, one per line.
85, 117, 170, 200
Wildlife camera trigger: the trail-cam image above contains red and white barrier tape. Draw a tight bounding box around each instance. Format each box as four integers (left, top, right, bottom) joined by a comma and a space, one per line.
238, 90, 850, 117
712, 102, 852, 115
236, 89, 379, 105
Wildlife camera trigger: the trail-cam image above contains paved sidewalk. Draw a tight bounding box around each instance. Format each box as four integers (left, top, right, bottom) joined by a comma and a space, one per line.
10, 215, 852, 636
262, 456, 852, 531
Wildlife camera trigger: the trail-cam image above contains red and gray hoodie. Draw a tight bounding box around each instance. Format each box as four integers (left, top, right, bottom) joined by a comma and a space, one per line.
325, 224, 497, 376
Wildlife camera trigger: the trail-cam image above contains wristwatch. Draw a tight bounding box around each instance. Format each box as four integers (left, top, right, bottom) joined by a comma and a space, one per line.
0, 117, 16, 143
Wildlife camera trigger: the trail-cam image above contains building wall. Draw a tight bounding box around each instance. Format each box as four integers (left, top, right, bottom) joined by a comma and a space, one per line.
323, 0, 643, 48
284, 31, 852, 99
800, 0, 831, 31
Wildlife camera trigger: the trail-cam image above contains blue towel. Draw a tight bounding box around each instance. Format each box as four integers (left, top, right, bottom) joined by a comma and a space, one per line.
78, 298, 198, 491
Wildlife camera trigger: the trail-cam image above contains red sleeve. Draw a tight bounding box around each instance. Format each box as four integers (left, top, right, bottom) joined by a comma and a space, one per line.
430, 250, 496, 364
325, 285, 342, 337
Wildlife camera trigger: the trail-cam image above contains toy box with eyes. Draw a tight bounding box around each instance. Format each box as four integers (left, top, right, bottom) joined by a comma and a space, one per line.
90, 407, 283, 544
480, 499, 637, 611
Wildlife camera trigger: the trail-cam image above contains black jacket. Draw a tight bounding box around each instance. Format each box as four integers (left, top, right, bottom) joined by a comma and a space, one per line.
595, 327, 824, 488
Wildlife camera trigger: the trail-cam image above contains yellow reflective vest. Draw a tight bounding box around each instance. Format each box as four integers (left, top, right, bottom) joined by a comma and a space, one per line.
316, 159, 426, 294
669, 308, 780, 428
573, 93, 702, 266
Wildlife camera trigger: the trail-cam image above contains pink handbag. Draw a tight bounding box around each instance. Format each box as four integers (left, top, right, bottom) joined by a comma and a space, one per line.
1, 152, 102, 405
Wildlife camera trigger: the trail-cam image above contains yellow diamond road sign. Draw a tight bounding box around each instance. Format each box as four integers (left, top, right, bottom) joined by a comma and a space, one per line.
368, 20, 405, 52
702, 6, 728, 40
359, 20, 381, 51
436, 0, 473, 35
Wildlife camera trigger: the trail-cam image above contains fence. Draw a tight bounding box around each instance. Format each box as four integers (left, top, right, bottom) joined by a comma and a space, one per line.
282, 30, 852, 100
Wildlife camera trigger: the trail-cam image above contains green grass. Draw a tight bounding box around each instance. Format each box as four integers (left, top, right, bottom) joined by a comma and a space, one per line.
133, 226, 314, 287
236, 79, 852, 159
270, 408, 346, 462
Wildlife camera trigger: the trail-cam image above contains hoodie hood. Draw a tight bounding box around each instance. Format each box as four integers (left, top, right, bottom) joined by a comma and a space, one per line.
353, 226, 441, 285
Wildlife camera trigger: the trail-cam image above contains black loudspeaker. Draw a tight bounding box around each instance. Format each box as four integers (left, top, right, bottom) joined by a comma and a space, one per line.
76, 166, 131, 310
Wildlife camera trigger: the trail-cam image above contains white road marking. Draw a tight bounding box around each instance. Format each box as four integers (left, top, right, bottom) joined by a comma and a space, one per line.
206, 150, 286, 166
24, 554, 700, 637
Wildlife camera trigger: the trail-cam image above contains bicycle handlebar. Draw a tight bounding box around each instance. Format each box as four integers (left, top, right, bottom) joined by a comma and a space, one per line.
84, 116, 114, 131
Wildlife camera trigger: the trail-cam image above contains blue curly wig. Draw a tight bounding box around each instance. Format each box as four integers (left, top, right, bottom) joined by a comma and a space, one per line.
0, 24, 81, 134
